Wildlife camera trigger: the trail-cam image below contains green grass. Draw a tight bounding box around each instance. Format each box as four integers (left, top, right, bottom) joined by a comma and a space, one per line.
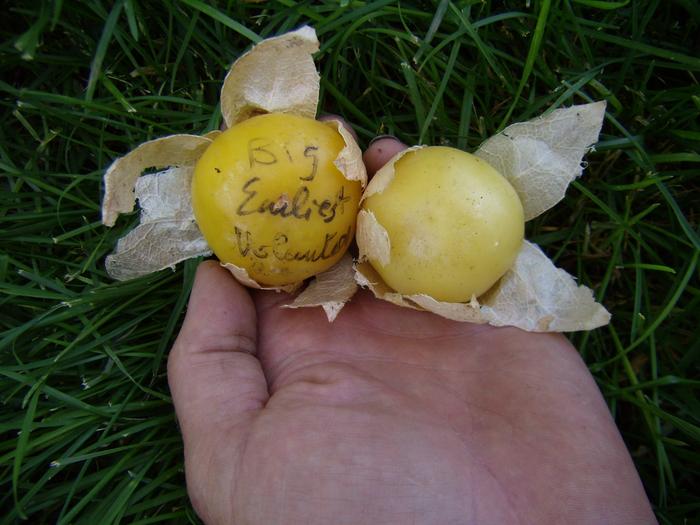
1, 0, 699, 522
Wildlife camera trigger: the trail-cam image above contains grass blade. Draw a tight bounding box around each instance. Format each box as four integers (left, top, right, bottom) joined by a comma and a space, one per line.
85, 1, 125, 102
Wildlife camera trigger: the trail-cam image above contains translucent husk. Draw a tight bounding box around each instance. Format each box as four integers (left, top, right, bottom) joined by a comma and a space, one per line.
101, 134, 213, 227
104, 165, 212, 281
220, 25, 320, 128
476, 101, 607, 220
355, 102, 611, 332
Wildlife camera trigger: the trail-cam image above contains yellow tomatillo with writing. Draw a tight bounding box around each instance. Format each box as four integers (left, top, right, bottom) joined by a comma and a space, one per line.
192, 113, 362, 286
361, 146, 524, 302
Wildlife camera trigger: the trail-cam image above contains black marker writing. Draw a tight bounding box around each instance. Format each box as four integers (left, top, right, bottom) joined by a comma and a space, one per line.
248, 138, 277, 167
300, 146, 319, 181
236, 178, 350, 223
272, 225, 352, 262
234, 226, 270, 259
311, 185, 351, 223
237, 177, 313, 220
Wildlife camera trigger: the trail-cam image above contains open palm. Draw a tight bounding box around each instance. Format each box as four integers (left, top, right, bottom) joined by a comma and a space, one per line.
168, 138, 654, 524
169, 264, 654, 525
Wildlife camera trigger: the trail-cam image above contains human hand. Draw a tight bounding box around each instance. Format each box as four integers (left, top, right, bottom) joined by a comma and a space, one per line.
168, 137, 656, 525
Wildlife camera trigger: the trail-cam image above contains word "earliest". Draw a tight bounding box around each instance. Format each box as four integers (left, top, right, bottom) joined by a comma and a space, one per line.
237, 177, 351, 224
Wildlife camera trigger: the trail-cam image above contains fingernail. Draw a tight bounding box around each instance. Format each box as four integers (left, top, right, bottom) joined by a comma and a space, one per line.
369, 134, 398, 146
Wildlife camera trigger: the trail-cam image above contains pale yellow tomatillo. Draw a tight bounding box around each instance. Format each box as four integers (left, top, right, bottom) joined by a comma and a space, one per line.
360, 146, 524, 302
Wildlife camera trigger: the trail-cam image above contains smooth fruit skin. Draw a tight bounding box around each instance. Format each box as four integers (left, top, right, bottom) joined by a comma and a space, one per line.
192, 113, 362, 286
362, 146, 524, 302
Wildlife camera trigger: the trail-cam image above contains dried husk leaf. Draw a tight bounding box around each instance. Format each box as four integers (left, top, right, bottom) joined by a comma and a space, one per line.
105, 166, 211, 280
203, 130, 222, 141
403, 241, 611, 331
221, 263, 300, 294
355, 241, 610, 332
361, 146, 423, 202
475, 101, 606, 221
284, 254, 357, 321
322, 119, 367, 187
102, 134, 213, 227
354, 262, 422, 311
478, 241, 611, 331
372, 241, 610, 332
221, 26, 320, 128
407, 294, 484, 323
356, 209, 391, 266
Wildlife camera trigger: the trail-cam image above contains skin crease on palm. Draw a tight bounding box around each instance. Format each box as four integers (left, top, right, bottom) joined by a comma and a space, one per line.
168, 123, 657, 525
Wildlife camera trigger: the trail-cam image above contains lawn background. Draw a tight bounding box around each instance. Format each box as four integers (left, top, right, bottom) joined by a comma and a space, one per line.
1, 0, 699, 523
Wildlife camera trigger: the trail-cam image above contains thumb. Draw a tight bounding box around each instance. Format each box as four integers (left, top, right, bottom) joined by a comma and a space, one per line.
168, 260, 268, 446
363, 135, 408, 177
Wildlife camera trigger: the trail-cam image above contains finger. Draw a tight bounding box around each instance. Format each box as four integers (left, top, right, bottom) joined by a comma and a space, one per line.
363, 136, 408, 177
168, 261, 268, 444
318, 113, 359, 143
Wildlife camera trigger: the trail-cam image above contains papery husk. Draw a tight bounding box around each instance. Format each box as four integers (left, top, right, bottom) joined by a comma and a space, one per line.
476, 101, 606, 221
361, 145, 423, 201
203, 130, 222, 141
284, 254, 357, 321
220, 263, 301, 294
221, 26, 320, 128
354, 103, 611, 332
102, 134, 213, 227
354, 261, 423, 312
322, 119, 368, 187
356, 209, 391, 266
355, 241, 610, 332
102, 26, 365, 308
105, 166, 212, 280
478, 241, 610, 331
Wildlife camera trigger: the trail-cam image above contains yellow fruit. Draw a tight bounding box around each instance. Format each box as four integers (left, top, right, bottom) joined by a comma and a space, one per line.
360, 146, 524, 302
192, 113, 362, 286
